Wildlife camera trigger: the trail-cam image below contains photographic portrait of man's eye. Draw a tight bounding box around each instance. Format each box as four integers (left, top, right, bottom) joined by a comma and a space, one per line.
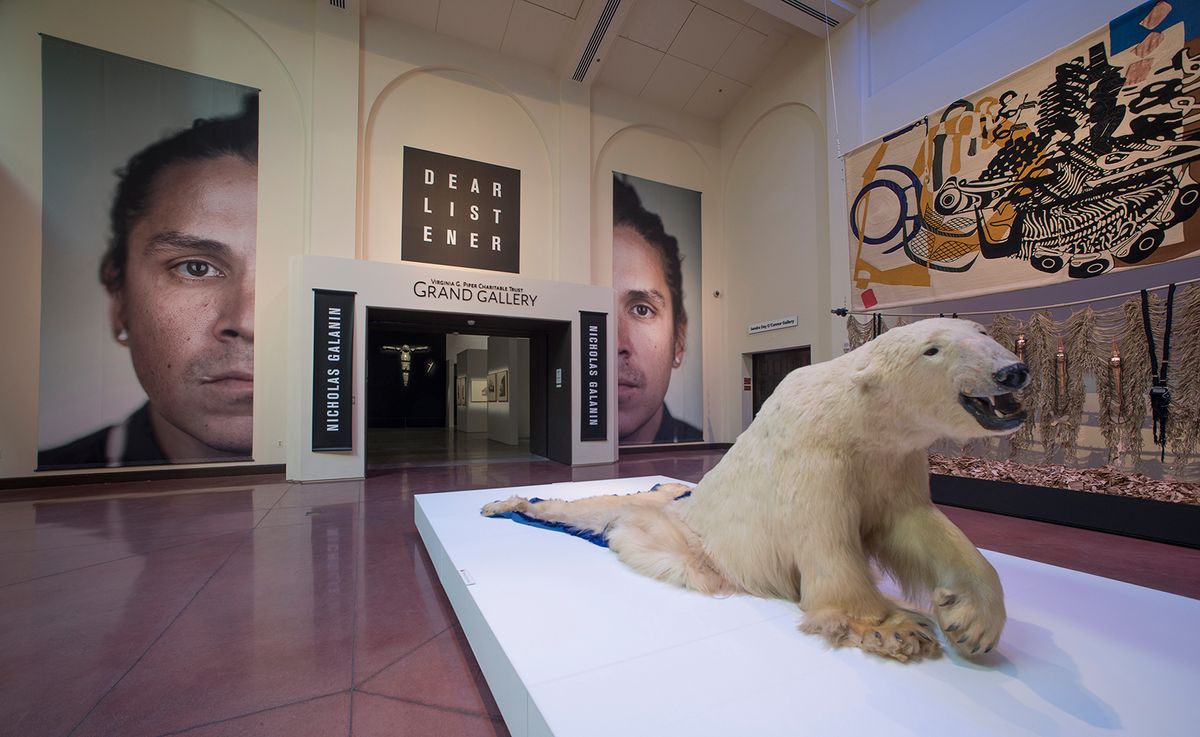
174, 260, 225, 279
631, 304, 655, 318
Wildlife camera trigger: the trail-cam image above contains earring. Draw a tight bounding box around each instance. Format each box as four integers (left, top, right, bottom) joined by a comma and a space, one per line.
117, 328, 129, 343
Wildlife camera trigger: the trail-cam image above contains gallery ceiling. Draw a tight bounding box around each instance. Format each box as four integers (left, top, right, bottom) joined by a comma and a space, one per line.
365, 0, 866, 120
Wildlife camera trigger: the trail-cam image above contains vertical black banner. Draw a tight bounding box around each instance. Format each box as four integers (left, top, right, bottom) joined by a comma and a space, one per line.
402, 146, 521, 273
312, 290, 355, 451
580, 311, 607, 441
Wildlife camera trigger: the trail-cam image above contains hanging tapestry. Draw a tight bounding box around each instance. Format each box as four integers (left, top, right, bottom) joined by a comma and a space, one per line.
845, 0, 1200, 310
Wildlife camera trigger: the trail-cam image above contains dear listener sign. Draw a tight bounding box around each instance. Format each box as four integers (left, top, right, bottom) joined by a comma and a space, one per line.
402, 146, 521, 273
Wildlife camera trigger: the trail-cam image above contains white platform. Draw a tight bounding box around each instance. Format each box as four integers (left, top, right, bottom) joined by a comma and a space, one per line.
415, 476, 1200, 737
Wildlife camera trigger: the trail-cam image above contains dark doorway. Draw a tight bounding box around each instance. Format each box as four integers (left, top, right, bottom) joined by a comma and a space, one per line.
752, 346, 810, 418
365, 308, 573, 469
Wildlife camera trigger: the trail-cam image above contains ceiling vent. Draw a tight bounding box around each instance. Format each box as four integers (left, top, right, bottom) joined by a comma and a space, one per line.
779, 0, 838, 27
572, 0, 622, 83
329, 0, 346, 9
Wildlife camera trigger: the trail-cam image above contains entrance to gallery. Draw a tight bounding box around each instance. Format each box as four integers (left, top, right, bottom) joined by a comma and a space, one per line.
365, 307, 572, 470
751, 346, 811, 418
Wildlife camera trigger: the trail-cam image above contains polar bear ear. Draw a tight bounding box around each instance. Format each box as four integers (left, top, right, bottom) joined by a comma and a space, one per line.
851, 367, 878, 390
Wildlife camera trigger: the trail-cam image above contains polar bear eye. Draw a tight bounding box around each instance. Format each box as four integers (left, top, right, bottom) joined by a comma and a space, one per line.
924, 346, 940, 356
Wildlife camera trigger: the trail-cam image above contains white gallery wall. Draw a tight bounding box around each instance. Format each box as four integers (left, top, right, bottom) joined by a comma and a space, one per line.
447, 335, 488, 430
486, 337, 519, 446
360, 16, 558, 275
716, 37, 830, 441
454, 347, 488, 434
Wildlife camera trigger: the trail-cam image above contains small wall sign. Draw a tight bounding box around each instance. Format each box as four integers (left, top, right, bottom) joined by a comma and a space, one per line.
748, 316, 798, 335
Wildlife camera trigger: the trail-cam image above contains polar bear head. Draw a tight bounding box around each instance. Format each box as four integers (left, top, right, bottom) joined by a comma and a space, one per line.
853, 318, 1028, 440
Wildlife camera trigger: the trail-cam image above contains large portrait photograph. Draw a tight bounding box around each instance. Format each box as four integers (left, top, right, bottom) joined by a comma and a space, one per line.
612, 172, 703, 445
37, 37, 259, 470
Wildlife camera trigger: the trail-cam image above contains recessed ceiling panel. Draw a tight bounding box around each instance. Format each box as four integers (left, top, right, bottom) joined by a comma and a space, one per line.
621, 0, 696, 52
640, 53, 708, 109
502, 1, 574, 68
684, 70, 749, 119
595, 36, 664, 97
437, 0, 515, 51
668, 4, 741, 69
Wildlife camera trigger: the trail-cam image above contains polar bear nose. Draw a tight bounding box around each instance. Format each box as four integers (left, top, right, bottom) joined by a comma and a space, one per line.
994, 363, 1029, 390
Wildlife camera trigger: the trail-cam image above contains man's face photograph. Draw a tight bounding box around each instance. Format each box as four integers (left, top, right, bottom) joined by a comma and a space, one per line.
614, 223, 682, 443
113, 155, 257, 460
611, 173, 703, 446
36, 40, 259, 470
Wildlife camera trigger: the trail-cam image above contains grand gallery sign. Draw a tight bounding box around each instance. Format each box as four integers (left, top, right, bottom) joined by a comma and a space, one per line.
412, 278, 540, 308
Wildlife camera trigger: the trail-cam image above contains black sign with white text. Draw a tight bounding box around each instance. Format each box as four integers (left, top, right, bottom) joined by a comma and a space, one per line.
312, 290, 355, 451
402, 147, 521, 273
580, 311, 607, 441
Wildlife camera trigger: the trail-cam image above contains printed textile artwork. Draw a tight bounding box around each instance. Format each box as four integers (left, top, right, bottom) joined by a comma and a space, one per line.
846, 0, 1200, 310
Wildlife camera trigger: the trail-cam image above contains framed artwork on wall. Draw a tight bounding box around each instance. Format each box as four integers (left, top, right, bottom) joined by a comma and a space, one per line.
455, 376, 466, 407
497, 369, 509, 402
487, 372, 498, 402
470, 378, 488, 403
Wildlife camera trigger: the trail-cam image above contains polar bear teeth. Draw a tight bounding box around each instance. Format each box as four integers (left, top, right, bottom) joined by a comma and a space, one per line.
987, 393, 1021, 416
959, 392, 1026, 430
962, 394, 1021, 416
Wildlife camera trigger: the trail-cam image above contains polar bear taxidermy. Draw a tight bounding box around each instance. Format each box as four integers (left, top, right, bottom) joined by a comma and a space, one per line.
483, 318, 1028, 662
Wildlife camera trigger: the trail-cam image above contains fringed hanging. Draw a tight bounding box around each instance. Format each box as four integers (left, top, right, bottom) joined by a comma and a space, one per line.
1025, 312, 1060, 462
989, 314, 1018, 353
842, 290, 1200, 471
1060, 308, 1100, 459
1110, 341, 1123, 451
846, 315, 872, 351
984, 314, 1020, 456
847, 313, 903, 351
1005, 320, 1034, 457
1117, 298, 1152, 466
1168, 286, 1200, 470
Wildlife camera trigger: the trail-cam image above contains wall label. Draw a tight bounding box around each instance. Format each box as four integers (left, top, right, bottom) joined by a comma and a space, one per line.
748, 316, 798, 334
312, 289, 355, 451
402, 146, 521, 273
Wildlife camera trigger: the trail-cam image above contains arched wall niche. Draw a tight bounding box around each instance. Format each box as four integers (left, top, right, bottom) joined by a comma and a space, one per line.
723, 102, 829, 433
362, 67, 555, 278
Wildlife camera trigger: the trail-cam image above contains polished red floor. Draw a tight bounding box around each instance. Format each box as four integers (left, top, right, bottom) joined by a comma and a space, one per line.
1, 449, 1197, 737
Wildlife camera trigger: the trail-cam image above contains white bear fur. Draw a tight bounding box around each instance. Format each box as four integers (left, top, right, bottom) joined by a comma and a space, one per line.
484, 318, 1024, 662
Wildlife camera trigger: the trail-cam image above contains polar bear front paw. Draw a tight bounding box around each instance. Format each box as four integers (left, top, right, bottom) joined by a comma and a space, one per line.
802, 608, 941, 663
481, 496, 531, 517
933, 586, 1005, 657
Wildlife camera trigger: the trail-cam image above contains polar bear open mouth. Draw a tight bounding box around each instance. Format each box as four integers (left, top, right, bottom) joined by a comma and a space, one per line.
958, 392, 1026, 431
